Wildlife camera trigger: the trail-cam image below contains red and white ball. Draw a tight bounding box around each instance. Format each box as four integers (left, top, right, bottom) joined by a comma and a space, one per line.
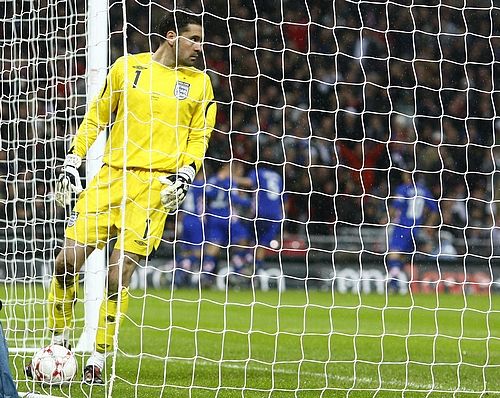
31, 344, 77, 384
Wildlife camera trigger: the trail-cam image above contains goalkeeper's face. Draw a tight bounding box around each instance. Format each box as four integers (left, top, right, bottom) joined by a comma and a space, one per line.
176, 24, 203, 67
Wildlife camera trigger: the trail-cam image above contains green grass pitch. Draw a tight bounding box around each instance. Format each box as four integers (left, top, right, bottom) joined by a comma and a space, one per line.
2, 286, 499, 397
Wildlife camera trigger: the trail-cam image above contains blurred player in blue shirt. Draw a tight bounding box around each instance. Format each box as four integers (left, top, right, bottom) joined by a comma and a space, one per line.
203, 161, 252, 285
240, 145, 285, 272
387, 170, 439, 292
174, 172, 205, 287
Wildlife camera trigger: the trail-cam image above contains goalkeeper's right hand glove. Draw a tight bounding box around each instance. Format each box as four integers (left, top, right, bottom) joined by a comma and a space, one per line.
55, 154, 83, 207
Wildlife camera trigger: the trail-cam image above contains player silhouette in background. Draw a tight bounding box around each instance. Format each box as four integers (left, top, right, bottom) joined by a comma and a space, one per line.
203, 161, 252, 286
174, 171, 205, 287
29, 9, 216, 384
238, 144, 285, 273
387, 170, 438, 293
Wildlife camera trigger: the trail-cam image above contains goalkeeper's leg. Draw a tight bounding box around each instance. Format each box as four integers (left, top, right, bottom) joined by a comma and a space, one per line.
26, 240, 92, 379
48, 239, 94, 345
84, 250, 139, 384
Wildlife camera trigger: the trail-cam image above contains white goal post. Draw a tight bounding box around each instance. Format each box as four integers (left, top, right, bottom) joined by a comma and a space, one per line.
73, 0, 108, 355
0, 0, 108, 357
0, 1, 499, 397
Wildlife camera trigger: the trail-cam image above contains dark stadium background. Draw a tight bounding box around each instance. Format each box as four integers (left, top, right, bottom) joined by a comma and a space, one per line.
0, 0, 498, 282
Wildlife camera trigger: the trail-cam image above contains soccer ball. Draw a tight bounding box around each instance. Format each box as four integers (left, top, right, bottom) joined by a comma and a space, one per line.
31, 344, 77, 384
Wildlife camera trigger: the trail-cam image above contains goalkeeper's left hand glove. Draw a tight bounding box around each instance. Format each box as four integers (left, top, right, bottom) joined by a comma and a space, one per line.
55, 154, 83, 207
158, 164, 196, 211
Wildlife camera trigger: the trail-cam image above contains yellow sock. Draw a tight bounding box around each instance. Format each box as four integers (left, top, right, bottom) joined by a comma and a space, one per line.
95, 287, 129, 353
47, 275, 78, 335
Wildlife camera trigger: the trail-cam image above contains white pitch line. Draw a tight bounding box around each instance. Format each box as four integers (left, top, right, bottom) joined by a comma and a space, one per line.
167, 357, 485, 394
14, 352, 490, 395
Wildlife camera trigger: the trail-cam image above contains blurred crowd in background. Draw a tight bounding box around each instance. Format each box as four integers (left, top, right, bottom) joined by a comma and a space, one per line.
0, 0, 499, 259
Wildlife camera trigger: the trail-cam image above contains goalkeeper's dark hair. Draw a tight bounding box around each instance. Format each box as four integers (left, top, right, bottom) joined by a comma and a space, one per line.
156, 8, 202, 39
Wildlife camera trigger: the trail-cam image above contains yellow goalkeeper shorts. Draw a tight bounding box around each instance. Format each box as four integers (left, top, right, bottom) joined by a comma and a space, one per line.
65, 164, 168, 256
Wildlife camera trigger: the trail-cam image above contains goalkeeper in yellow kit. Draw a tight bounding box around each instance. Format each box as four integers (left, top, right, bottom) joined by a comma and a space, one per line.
27, 9, 216, 384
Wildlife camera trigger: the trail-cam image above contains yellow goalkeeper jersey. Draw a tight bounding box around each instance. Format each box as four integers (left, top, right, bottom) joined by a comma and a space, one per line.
71, 52, 216, 172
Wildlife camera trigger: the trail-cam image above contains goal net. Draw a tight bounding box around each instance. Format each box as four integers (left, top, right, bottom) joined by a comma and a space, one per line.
1, 0, 499, 397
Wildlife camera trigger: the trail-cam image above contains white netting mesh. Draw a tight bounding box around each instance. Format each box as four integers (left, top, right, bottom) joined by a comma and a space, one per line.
1, 0, 85, 272
1, 0, 87, 351
0, 0, 499, 397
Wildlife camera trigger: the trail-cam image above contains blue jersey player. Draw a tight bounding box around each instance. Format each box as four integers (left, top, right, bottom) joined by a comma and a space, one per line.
388, 171, 439, 292
174, 172, 205, 286
204, 162, 252, 284
240, 161, 285, 272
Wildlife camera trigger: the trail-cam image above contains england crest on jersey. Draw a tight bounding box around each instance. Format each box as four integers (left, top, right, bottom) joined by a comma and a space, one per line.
67, 211, 78, 227
174, 81, 190, 100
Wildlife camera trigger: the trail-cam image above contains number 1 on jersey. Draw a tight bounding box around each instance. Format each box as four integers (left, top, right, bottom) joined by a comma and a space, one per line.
132, 70, 142, 88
